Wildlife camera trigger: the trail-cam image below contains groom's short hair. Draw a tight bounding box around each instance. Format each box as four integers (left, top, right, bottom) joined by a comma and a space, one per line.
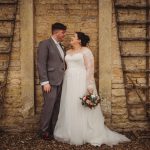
52, 22, 67, 34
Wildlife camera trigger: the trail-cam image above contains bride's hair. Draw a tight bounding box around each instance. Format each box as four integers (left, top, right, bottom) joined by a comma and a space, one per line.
76, 32, 90, 46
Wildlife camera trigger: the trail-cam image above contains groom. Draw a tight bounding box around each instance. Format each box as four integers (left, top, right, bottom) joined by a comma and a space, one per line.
37, 22, 67, 140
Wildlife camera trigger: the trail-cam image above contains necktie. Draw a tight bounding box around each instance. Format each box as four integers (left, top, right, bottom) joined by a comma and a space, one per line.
59, 43, 64, 50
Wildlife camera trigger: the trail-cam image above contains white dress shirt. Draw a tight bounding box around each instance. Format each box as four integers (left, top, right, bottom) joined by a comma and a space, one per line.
51, 36, 64, 59
41, 36, 64, 86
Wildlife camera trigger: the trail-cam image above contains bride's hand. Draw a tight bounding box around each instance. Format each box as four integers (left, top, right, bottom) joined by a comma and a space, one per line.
87, 87, 93, 94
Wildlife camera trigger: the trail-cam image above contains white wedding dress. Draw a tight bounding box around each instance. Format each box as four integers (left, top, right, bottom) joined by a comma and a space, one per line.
54, 47, 130, 146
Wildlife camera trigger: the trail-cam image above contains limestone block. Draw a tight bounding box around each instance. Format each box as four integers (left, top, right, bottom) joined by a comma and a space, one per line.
118, 10, 146, 21
112, 83, 124, 89
7, 71, 21, 79
80, 0, 98, 3
112, 107, 128, 115
124, 58, 146, 70
82, 4, 98, 10
112, 114, 128, 123
1, 116, 22, 126
112, 96, 126, 103
120, 25, 146, 38
112, 67, 123, 77
116, 0, 146, 5
112, 89, 125, 97
112, 77, 124, 84
111, 97, 126, 107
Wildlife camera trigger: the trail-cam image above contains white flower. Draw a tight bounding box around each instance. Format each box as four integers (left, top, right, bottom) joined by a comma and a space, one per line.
91, 94, 96, 98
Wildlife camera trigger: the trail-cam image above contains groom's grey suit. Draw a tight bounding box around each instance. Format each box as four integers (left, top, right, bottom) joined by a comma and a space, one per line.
37, 37, 65, 135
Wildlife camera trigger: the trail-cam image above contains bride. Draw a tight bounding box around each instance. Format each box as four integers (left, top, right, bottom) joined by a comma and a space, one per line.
54, 32, 130, 146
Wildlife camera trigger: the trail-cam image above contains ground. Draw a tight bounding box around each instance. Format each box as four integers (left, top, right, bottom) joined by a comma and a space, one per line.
0, 131, 150, 150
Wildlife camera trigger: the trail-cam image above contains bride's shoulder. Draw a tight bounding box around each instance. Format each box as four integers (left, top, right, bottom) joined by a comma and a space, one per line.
82, 47, 93, 55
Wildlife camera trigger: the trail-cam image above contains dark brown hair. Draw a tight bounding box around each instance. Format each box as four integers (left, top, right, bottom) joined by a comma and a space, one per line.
76, 32, 90, 46
52, 22, 67, 33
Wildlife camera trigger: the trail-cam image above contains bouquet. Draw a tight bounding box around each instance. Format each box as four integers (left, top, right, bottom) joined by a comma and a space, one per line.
80, 94, 100, 109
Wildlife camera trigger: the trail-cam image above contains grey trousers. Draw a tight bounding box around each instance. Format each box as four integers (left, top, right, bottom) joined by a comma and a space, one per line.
40, 83, 62, 135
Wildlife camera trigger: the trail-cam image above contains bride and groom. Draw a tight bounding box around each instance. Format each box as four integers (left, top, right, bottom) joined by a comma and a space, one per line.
37, 22, 130, 147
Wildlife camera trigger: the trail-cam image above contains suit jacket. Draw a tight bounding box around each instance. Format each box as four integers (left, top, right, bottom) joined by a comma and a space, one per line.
37, 37, 66, 85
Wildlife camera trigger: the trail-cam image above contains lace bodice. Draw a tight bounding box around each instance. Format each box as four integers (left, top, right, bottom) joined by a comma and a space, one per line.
65, 53, 85, 69
65, 47, 95, 92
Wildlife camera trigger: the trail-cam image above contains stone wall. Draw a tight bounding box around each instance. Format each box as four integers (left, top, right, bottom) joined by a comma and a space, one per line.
111, 0, 149, 130
0, 0, 149, 132
34, 0, 99, 116
0, 1, 23, 130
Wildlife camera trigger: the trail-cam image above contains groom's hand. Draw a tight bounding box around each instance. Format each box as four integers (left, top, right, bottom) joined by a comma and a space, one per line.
43, 83, 51, 93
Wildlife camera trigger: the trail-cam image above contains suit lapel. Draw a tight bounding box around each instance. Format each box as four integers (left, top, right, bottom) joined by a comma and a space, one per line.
49, 37, 64, 62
